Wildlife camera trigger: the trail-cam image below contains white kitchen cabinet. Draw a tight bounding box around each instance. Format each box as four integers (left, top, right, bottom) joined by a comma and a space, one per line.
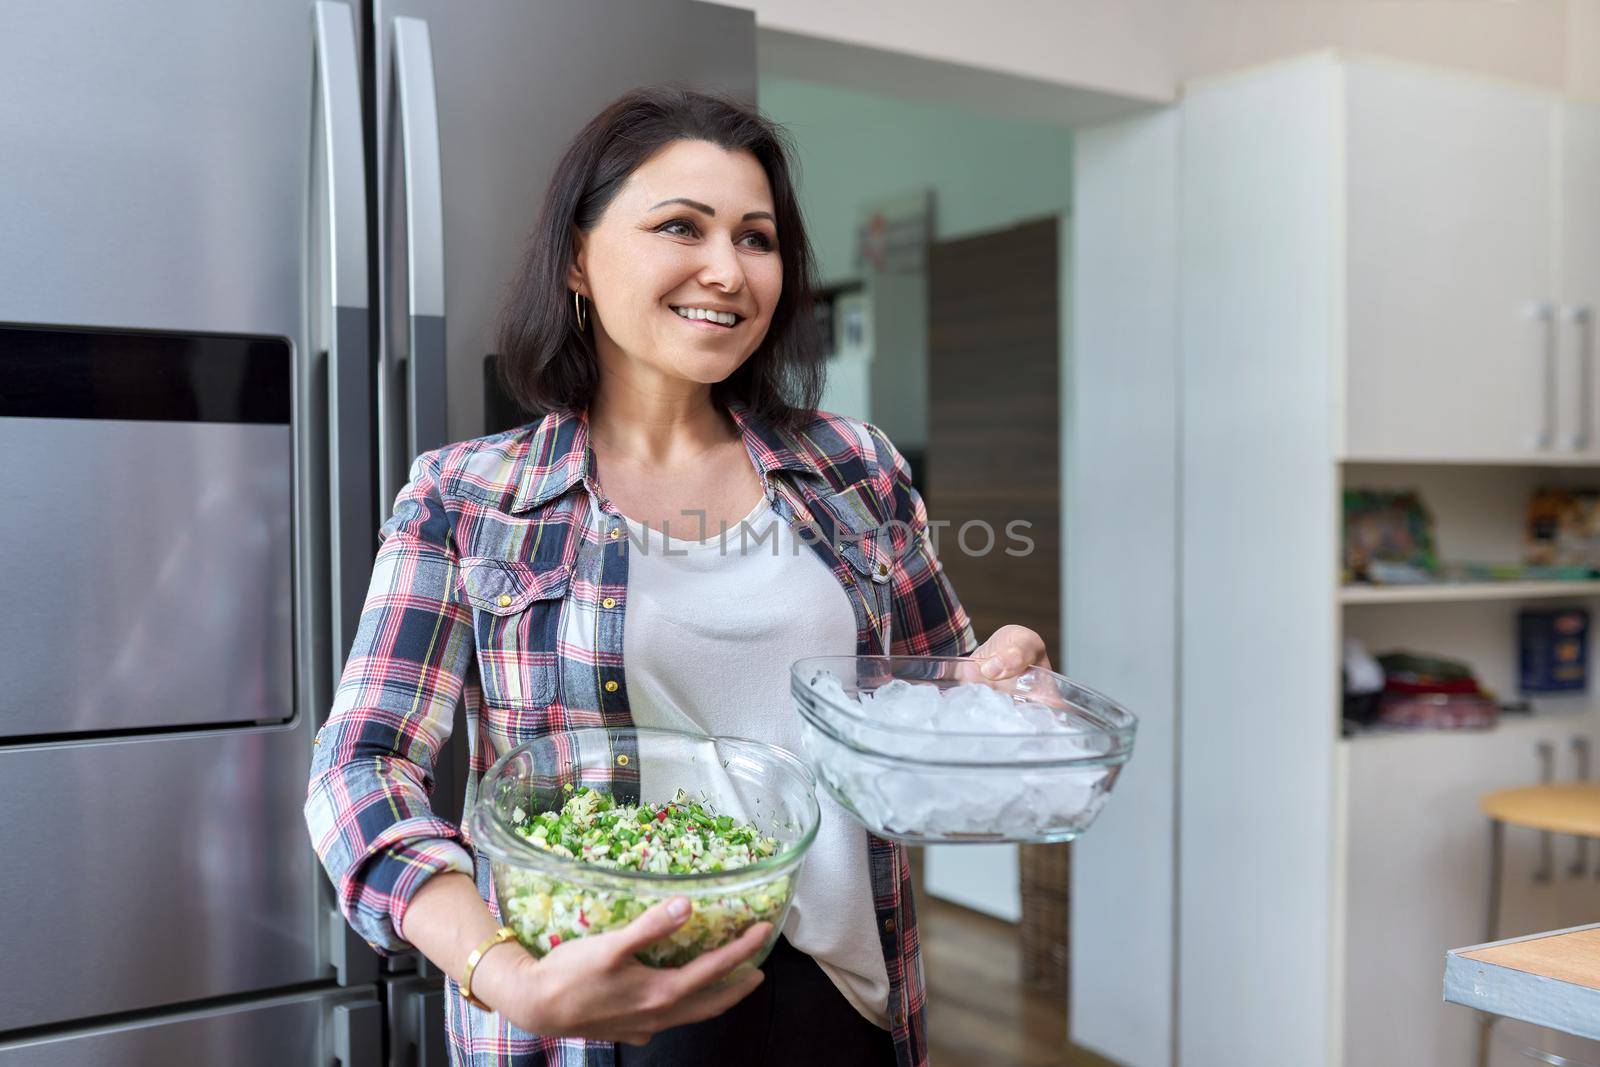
1344, 58, 1556, 462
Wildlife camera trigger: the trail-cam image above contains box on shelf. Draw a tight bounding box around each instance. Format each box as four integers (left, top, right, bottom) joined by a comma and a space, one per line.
1527, 489, 1600, 568
1519, 608, 1590, 694
1342, 489, 1437, 584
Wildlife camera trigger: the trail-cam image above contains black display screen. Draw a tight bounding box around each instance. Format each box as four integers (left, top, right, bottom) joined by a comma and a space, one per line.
0, 323, 291, 424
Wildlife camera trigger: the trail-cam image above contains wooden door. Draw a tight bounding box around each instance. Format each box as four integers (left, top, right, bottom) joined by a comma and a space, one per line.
927, 216, 1065, 991
927, 216, 1060, 660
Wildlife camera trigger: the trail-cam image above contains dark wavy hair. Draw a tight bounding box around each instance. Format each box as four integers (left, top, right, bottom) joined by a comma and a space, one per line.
494, 86, 825, 431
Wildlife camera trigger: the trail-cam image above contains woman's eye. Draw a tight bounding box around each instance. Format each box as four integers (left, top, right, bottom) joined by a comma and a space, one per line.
656, 218, 773, 251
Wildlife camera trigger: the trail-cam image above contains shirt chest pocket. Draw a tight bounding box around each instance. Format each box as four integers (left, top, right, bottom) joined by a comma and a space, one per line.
459, 557, 571, 709
817, 487, 895, 649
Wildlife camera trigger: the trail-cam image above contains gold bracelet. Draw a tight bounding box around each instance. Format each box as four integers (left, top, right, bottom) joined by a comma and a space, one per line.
460, 926, 519, 1011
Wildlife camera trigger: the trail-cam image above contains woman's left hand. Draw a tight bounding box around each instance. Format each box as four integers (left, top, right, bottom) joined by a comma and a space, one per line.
970, 624, 1051, 681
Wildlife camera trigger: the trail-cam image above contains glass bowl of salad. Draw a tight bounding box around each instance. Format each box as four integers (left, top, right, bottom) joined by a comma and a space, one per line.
471, 727, 820, 969
790, 656, 1137, 844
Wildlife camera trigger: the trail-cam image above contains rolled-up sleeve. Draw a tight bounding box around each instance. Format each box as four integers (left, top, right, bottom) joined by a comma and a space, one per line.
305, 448, 476, 954
865, 423, 978, 659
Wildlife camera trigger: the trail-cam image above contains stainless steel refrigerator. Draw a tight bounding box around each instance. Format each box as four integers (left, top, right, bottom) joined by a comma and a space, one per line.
0, 3, 754, 1063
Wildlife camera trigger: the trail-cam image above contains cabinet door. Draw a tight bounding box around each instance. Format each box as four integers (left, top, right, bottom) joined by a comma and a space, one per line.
1343, 719, 1600, 1067
1344, 58, 1557, 462
1559, 102, 1600, 458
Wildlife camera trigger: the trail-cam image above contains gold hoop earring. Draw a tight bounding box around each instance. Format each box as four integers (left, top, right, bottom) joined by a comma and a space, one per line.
572, 290, 588, 332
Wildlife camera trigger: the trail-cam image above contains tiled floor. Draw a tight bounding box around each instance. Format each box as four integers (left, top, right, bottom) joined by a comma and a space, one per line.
921, 896, 1116, 1067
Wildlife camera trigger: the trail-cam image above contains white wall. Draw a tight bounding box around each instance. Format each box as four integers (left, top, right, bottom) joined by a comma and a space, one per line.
1176, 0, 1586, 94
924, 843, 1022, 922
742, 0, 1600, 108
1176, 0, 1600, 101
1068, 107, 1181, 1067
756, 77, 1075, 286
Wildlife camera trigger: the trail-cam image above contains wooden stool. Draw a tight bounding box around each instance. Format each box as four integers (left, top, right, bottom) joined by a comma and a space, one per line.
1477, 784, 1600, 1067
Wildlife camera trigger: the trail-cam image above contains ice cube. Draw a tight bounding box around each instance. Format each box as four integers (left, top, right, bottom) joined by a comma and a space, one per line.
1016, 703, 1059, 733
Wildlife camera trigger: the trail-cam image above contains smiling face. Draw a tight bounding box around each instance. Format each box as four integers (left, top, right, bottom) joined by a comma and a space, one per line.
567, 138, 783, 395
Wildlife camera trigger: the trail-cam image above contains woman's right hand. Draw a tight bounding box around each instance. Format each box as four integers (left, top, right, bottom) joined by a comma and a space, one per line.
479, 897, 771, 1046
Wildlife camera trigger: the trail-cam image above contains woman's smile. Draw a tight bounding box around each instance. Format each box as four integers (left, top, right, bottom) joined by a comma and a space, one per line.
669, 304, 742, 333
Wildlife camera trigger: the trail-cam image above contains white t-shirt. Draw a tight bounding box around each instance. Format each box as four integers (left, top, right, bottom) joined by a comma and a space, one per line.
619, 497, 889, 1029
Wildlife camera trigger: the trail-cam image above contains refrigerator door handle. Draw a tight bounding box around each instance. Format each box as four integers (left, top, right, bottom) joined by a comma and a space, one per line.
328, 907, 379, 987
416, 987, 448, 1067
311, 4, 381, 989
384, 16, 448, 509
333, 1000, 383, 1067
313, 0, 374, 685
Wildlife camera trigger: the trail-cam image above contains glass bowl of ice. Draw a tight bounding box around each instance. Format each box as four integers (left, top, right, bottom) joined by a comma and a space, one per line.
789, 656, 1136, 844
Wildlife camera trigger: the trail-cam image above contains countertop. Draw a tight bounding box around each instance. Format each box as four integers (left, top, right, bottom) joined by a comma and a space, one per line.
1445, 923, 1600, 1041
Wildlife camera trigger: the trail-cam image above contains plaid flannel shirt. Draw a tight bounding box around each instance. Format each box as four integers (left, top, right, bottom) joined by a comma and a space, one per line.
305, 399, 976, 1066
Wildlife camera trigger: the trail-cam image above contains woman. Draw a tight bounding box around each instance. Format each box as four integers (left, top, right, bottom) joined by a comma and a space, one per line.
305, 87, 1049, 1067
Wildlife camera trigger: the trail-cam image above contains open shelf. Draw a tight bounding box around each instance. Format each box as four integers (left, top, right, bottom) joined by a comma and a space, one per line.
1340, 580, 1600, 605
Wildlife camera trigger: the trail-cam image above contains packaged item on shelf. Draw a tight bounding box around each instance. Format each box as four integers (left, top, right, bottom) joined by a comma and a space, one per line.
1342, 638, 1384, 725
1342, 489, 1437, 584
1373, 651, 1499, 730
1378, 651, 1475, 689
1373, 691, 1499, 730
1518, 608, 1590, 694
1526, 489, 1600, 567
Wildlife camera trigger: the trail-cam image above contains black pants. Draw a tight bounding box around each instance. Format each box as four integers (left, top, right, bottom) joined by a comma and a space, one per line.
617, 935, 896, 1067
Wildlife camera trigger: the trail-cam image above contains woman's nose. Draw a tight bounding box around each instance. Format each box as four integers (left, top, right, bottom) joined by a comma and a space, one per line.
696, 238, 746, 292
